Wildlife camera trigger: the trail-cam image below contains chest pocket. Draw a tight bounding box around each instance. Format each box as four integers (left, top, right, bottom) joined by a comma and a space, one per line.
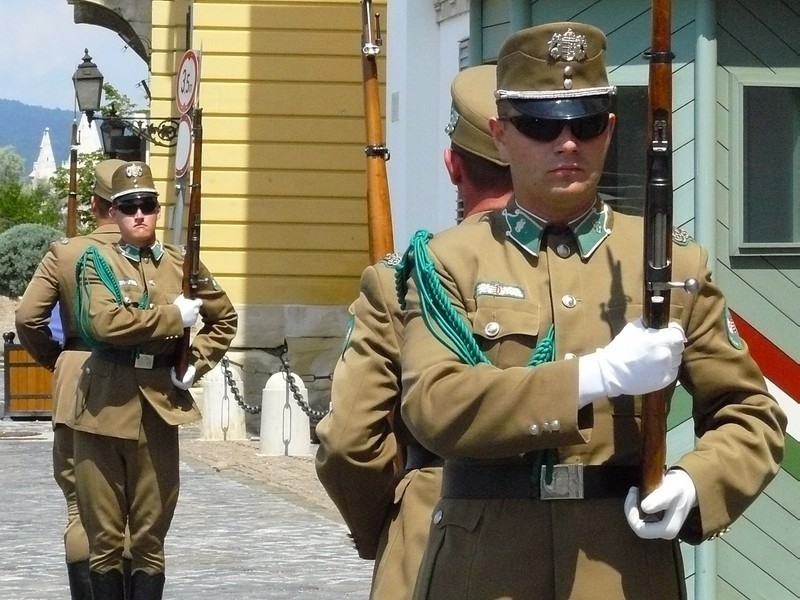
471, 299, 541, 367
118, 281, 149, 309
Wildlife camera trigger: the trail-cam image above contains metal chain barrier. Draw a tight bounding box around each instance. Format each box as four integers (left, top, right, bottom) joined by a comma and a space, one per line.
220, 355, 261, 414
219, 342, 331, 420
277, 341, 330, 420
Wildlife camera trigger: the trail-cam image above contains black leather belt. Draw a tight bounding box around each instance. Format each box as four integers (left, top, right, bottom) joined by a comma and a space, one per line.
93, 347, 174, 370
405, 444, 444, 470
442, 463, 638, 500
63, 339, 91, 352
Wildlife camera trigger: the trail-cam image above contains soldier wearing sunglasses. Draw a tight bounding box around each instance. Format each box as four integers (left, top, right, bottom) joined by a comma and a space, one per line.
399, 23, 785, 599
71, 161, 238, 599
315, 65, 512, 600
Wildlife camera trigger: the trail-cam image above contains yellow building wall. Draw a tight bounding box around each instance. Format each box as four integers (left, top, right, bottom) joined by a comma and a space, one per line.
148, 0, 388, 307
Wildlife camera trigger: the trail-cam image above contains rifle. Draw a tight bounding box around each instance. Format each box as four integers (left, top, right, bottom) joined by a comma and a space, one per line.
66, 120, 78, 237
640, 0, 698, 509
174, 107, 203, 378
360, 0, 394, 262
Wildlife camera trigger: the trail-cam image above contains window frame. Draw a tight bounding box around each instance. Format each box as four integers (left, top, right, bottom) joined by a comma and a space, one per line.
729, 71, 800, 256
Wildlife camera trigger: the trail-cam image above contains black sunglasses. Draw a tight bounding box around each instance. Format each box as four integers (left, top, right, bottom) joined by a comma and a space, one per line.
116, 197, 159, 216
500, 113, 610, 142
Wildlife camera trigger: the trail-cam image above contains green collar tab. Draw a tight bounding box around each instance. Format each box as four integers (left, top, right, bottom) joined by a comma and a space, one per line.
118, 240, 164, 262
503, 200, 611, 259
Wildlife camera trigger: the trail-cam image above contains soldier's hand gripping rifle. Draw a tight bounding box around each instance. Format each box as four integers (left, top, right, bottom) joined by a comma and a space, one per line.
640, 0, 698, 513
360, 0, 394, 262
174, 107, 203, 378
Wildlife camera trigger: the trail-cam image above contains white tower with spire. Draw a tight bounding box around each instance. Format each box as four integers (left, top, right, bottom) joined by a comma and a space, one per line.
29, 128, 57, 185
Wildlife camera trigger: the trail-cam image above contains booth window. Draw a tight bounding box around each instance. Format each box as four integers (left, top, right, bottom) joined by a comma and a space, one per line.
731, 81, 800, 255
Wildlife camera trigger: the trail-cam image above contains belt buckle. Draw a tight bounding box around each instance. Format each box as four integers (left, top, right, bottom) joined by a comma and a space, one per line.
540, 463, 584, 500
134, 353, 155, 369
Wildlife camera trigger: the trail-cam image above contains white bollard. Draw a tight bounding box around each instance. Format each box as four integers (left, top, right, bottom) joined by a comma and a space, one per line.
258, 371, 312, 456
200, 360, 247, 441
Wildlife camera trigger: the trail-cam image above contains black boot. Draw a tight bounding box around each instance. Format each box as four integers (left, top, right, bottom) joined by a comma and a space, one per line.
122, 558, 132, 600
66, 560, 92, 600
89, 568, 125, 600
129, 570, 165, 600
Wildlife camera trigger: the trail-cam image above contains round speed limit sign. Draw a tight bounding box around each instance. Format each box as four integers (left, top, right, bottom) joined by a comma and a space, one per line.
176, 49, 199, 115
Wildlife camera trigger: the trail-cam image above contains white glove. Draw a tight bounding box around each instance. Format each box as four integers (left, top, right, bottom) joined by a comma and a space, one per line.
170, 365, 196, 390
624, 469, 697, 540
173, 294, 202, 328
578, 318, 685, 407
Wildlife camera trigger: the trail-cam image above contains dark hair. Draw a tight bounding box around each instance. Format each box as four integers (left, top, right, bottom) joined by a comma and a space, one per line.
451, 144, 512, 192
94, 197, 112, 219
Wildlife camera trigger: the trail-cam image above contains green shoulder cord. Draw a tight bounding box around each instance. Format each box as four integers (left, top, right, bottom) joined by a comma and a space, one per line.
75, 246, 150, 348
396, 230, 489, 366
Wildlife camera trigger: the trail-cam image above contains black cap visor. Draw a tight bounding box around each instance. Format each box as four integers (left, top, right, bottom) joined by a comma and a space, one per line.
510, 95, 612, 119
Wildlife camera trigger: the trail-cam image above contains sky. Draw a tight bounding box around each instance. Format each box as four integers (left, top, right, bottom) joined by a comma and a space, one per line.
0, 0, 150, 111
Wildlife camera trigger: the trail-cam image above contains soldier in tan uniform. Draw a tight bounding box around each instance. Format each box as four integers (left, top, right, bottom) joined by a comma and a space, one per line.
400, 23, 787, 599
16, 158, 126, 599
315, 65, 512, 599
71, 161, 237, 599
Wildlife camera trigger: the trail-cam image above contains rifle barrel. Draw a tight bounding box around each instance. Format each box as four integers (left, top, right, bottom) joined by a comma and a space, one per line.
640, 0, 673, 504
361, 0, 393, 262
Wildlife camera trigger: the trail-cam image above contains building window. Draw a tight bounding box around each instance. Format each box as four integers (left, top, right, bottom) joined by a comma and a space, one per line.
458, 38, 469, 71
600, 86, 648, 216
731, 79, 800, 255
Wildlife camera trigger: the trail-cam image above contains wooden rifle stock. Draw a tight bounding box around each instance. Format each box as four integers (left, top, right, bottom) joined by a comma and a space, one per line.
360, 0, 394, 262
174, 107, 203, 378
66, 120, 78, 238
640, 0, 674, 505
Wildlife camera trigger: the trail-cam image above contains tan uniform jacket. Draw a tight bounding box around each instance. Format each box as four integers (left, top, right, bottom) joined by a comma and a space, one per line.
401, 205, 786, 599
15, 224, 120, 426
70, 242, 237, 439
315, 260, 443, 600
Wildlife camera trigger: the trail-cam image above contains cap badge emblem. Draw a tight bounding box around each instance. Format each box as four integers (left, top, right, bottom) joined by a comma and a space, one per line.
548, 28, 588, 62
445, 106, 459, 136
126, 164, 144, 178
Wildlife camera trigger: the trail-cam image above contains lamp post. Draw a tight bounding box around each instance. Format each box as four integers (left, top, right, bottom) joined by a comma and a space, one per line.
71, 50, 179, 162
66, 50, 104, 236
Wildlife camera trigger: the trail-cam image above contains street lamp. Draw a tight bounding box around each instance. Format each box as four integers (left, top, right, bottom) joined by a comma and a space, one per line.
72, 49, 104, 121
71, 49, 180, 160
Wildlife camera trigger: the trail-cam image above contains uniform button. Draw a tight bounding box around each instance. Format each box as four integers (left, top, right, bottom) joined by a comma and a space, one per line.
84, 367, 90, 374
550, 420, 560, 431
484, 322, 500, 338
123, 296, 131, 305
433, 510, 443, 524
556, 243, 571, 258
561, 295, 577, 308
543, 421, 552, 432
529, 424, 540, 436
148, 280, 156, 286
564, 353, 576, 360
149, 303, 155, 309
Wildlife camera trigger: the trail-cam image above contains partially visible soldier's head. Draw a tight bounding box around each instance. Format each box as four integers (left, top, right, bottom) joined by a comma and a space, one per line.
490, 22, 617, 220
91, 158, 126, 221
109, 161, 161, 247
445, 65, 512, 219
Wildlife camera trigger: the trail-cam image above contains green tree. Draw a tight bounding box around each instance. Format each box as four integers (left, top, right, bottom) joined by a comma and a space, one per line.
0, 146, 26, 186
0, 223, 61, 298
0, 182, 60, 233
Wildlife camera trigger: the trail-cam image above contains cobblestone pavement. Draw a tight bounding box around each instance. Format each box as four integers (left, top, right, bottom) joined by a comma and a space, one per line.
0, 419, 373, 599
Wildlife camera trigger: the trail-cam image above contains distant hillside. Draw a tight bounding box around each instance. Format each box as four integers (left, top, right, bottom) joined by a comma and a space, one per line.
0, 99, 74, 176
